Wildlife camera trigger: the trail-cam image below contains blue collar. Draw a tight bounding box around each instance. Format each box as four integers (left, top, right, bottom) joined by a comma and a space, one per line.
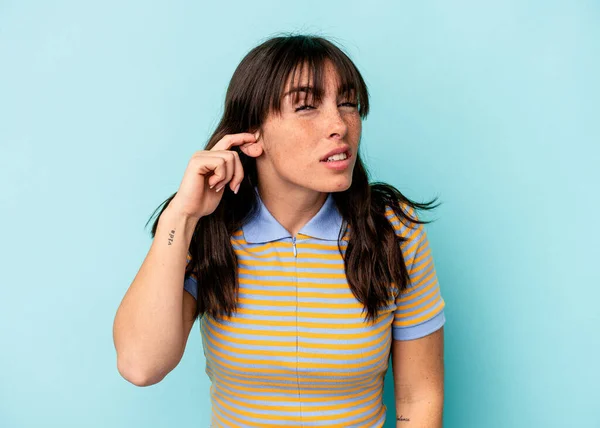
242, 188, 345, 243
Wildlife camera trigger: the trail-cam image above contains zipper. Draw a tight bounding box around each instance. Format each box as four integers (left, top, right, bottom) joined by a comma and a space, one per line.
292, 234, 301, 423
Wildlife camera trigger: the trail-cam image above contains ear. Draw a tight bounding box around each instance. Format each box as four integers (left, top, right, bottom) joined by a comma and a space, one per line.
240, 130, 264, 158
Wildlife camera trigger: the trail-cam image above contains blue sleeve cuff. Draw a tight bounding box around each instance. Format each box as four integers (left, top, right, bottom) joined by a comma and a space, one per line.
183, 275, 198, 300
393, 310, 446, 341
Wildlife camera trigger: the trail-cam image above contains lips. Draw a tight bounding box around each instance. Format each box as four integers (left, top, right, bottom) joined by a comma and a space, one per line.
320, 146, 351, 162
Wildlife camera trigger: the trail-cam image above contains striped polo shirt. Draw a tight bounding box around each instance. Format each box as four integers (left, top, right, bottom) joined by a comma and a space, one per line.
184, 189, 446, 427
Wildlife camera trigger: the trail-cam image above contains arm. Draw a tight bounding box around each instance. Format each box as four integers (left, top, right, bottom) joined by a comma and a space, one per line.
392, 327, 444, 428
388, 203, 446, 426
112, 205, 199, 386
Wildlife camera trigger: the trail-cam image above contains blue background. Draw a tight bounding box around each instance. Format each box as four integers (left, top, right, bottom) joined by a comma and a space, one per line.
1, 1, 598, 427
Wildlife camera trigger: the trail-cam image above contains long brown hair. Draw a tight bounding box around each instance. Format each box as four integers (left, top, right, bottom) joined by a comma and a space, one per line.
146, 33, 440, 323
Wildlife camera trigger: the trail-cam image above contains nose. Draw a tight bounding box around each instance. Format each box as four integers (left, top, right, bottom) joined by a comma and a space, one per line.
324, 103, 348, 139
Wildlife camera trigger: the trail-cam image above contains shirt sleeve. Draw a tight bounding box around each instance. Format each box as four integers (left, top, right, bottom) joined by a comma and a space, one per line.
184, 251, 199, 300
387, 204, 446, 341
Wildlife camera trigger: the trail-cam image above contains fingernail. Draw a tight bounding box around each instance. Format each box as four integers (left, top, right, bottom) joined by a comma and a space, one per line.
209, 184, 215, 189
234, 184, 240, 194
216, 185, 224, 193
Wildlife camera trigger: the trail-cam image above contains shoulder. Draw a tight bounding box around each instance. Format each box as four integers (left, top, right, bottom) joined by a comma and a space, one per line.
384, 201, 421, 238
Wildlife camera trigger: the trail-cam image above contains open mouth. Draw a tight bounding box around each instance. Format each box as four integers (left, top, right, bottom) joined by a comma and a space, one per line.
321, 151, 351, 162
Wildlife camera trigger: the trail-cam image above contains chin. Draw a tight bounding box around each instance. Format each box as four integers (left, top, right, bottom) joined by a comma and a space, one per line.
316, 176, 353, 193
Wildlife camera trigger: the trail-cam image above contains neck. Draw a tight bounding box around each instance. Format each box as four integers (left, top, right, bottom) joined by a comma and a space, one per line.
256, 181, 328, 238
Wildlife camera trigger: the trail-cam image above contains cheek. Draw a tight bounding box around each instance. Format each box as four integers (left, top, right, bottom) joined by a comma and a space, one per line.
268, 126, 315, 167
347, 114, 362, 138
273, 142, 313, 174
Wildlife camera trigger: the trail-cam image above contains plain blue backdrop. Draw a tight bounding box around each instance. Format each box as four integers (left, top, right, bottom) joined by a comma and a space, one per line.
1, 1, 598, 427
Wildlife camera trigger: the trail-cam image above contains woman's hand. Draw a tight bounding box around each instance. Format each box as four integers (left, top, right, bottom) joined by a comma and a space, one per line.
168, 133, 257, 220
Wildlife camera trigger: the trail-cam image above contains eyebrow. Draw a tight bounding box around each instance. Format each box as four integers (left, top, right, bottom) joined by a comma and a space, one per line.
283, 82, 356, 99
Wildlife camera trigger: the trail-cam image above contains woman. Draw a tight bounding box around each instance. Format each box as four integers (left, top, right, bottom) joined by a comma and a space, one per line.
113, 34, 446, 427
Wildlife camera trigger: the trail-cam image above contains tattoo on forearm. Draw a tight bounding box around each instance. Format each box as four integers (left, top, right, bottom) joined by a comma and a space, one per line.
397, 415, 410, 422
168, 229, 175, 245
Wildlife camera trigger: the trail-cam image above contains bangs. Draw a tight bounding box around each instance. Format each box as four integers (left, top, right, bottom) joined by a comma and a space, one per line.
265, 36, 369, 118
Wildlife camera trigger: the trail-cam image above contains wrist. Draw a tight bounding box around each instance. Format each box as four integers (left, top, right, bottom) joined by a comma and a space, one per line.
162, 197, 202, 222
160, 205, 200, 240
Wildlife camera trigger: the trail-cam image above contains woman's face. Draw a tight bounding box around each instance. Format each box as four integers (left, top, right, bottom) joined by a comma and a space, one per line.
251, 60, 362, 195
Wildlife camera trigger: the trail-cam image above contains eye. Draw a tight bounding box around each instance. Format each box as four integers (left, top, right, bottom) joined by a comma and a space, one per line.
295, 104, 315, 112
295, 102, 357, 112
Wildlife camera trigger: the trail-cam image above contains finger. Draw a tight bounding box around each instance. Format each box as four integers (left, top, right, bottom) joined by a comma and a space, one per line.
211, 133, 257, 152
228, 150, 244, 193
207, 151, 244, 193
195, 156, 229, 189
205, 154, 232, 190
204, 152, 235, 190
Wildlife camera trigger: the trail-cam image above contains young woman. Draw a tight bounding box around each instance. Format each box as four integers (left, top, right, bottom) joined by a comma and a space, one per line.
113, 34, 446, 428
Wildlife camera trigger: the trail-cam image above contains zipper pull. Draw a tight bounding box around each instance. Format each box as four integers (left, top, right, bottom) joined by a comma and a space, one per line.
292, 236, 297, 257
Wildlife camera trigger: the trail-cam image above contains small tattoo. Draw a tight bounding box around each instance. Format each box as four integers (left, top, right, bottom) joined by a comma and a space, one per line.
168, 229, 175, 245
397, 415, 410, 422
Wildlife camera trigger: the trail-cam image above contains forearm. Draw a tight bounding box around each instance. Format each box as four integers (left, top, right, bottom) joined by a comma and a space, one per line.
113, 205, 199, 385
395, 394, 444, 428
